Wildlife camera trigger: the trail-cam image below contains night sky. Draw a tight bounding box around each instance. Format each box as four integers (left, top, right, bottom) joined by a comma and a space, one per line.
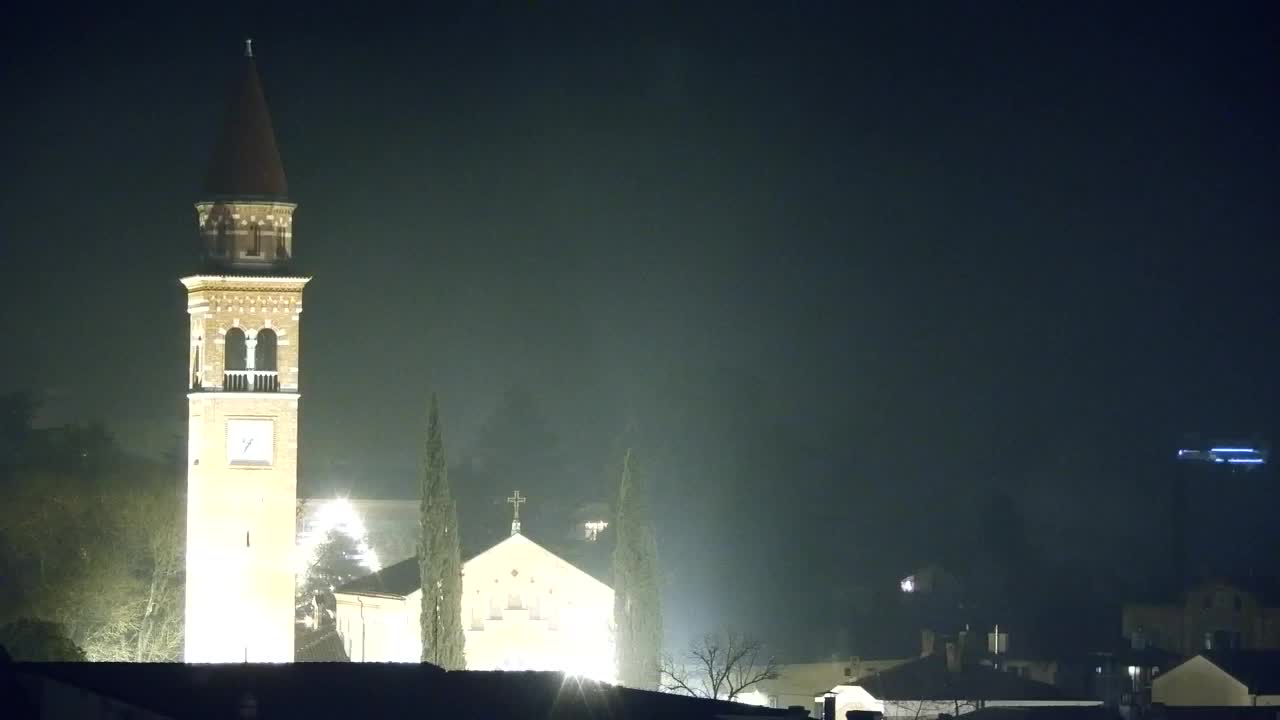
3, 3, 1279, 657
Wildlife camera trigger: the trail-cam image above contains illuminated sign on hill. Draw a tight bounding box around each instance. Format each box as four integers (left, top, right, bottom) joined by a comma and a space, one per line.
1176, 446, 1268, 467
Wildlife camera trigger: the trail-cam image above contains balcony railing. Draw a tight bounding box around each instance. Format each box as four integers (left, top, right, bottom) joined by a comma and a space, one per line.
223, 370, 280, 392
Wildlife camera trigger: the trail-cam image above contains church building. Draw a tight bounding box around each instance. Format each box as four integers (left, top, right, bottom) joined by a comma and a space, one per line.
183, 41, 308, 663
334, 493, 616, 682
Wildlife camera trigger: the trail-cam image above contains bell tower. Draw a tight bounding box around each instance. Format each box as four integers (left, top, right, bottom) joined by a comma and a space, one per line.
183, 41, 309, 663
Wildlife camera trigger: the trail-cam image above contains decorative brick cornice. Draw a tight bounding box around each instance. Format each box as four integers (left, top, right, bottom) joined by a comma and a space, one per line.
180, 275, 311, 293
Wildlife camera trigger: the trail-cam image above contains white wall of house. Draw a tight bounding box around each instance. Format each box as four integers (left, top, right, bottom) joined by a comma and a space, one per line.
333, 593, 419, 662
761, 659, 908, 709
1152, 655, 1250, 706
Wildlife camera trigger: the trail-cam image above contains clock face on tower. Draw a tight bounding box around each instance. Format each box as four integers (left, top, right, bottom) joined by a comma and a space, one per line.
226, 418, 274, 466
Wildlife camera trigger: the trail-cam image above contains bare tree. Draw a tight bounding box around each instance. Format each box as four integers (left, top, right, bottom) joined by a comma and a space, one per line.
880, 697, 981, 719
660, 629, 779, 702
1, 463, 184, 661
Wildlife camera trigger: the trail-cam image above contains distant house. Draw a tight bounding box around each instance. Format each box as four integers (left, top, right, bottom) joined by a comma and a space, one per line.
1123, 580, 1280, 655
1078, 644, 1181, 713
831, 644, 1101, 720
1151, 650, 1280, 707
755, 657, 911, 709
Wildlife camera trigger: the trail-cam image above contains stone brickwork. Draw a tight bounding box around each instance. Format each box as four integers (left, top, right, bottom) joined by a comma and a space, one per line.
195, 200, 296, 270
184, 46, 307, 664
182, 278, 309, 663
186, 392, 301, 662
182, 276, 309, 391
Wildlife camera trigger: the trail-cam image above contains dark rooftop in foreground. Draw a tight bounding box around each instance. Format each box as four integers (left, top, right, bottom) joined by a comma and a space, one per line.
10, 662, 798, 720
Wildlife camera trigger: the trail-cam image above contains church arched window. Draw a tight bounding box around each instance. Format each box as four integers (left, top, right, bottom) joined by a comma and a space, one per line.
274, 227, 288, 260
253, 329, 279, 391
224, 327, 247, 391
249, 224, 262, 256
225, 328, 247, 370
255, 329, 278, 371
507, 592, 523, 610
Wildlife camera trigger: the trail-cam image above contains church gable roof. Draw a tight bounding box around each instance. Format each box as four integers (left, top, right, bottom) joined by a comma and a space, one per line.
466, 533, 614, 596
204, 47, 288, 199
335, 533, 613, 599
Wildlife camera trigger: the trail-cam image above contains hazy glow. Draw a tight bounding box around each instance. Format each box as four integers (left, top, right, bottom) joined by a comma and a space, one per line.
900, 575, 916, 593
583, 520, 609, 541
297, 497, 383, 579
736, 689, 772, 706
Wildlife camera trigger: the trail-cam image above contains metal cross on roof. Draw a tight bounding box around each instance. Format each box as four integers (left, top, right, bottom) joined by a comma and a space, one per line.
507, 490, 526, 536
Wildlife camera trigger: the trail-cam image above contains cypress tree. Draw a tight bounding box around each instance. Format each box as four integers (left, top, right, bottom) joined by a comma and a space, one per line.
612, 448, 663, 689
419, 394, 466, 669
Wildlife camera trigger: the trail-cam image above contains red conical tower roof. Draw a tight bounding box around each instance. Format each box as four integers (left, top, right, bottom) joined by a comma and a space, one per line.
203, 40, 288, 199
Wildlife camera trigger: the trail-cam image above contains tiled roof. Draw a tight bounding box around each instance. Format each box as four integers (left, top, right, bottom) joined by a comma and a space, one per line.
203, 54, 288, 199
336, 555, 421, 596
855, 653, 1074, 702
295, 628, 349, 662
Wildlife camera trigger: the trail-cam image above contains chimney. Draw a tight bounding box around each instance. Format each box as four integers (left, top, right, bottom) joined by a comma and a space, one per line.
988, 625, 1008, 655
921, 628, 936, 657
945, 642, 961, 673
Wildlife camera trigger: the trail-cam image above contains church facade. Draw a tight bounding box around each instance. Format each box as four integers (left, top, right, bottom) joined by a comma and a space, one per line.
183, 42, 308, 663
335, 526, 616, 682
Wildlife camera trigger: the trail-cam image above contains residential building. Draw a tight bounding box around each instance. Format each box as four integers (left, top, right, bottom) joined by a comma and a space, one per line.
1123, 580, 1280, 656
1151, 650, 1280, 707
